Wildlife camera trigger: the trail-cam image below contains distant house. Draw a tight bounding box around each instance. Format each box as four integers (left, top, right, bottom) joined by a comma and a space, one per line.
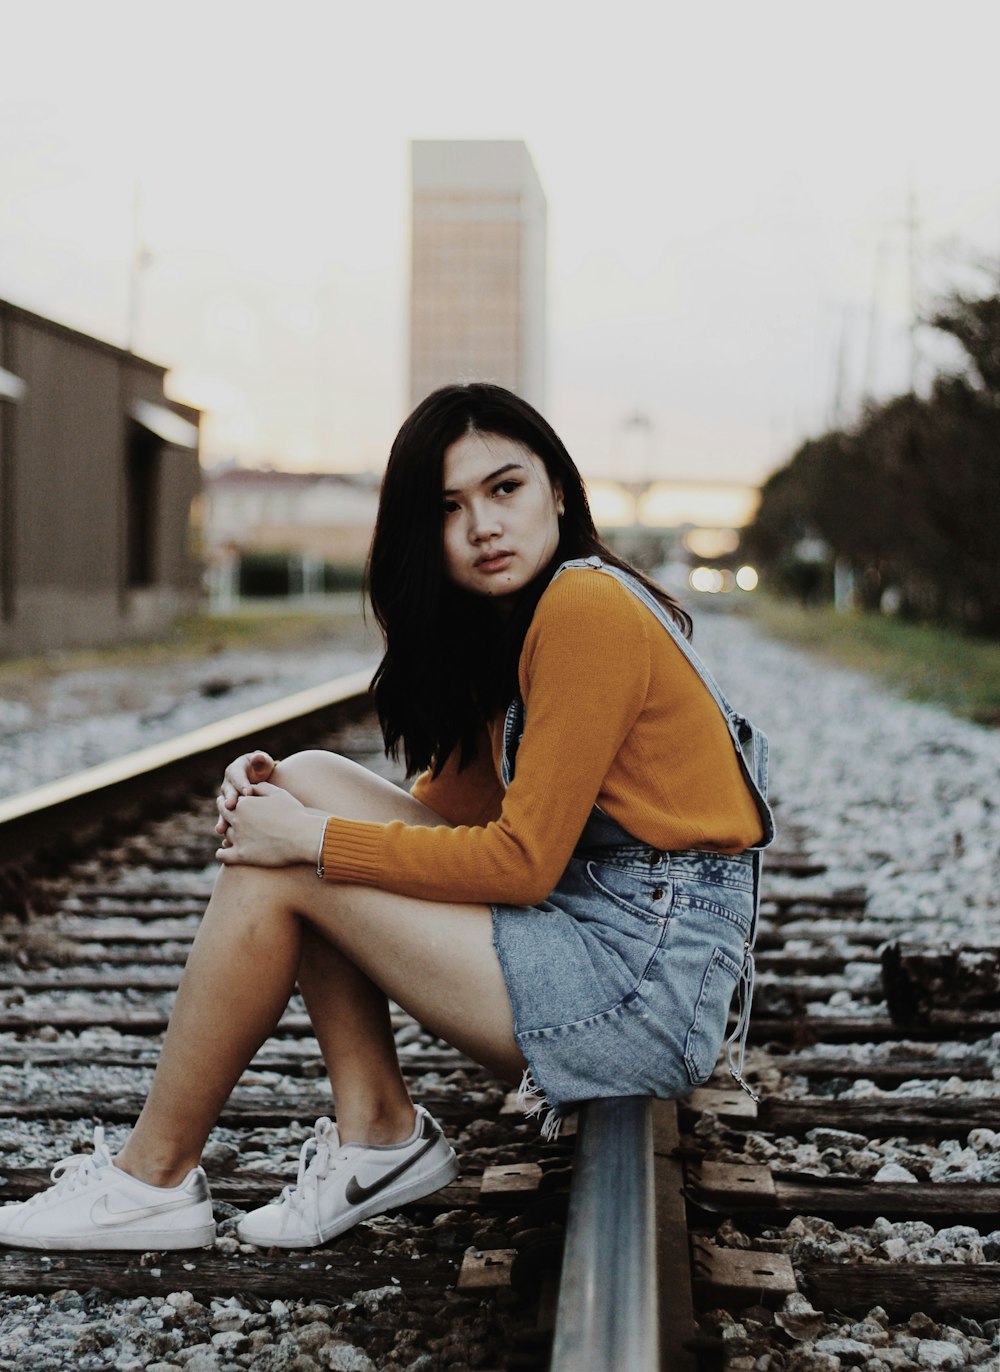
204, 467, 380, 603
0, 298, 202, 655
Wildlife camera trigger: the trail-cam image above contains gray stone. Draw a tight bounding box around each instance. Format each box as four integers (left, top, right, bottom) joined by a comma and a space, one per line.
806, 1128, 869, 1150
294, 1322, 338, 1356
349, 1284, 404, 1316
788, 1354, 840, 1372
848, 1320, 889, 1348
319, 1342, 376, 1372
916, 1341, 965, 1369
815, 1338, 873, 1364
165, 1291, 205, 1316
201, 1141, 240, 1170
211, 1330, 251, 1355
177, 1348, 221, 1372
872, 1162, 918, 1183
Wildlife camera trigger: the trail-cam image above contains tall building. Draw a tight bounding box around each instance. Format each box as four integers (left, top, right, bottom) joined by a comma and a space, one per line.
409, 140, 546, 409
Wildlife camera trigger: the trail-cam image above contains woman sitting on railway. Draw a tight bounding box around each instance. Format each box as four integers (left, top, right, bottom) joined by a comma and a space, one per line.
0, 383, 773, 1252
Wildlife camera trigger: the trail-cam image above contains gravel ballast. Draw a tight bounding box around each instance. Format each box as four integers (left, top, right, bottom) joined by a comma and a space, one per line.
1, 606, 999, 1369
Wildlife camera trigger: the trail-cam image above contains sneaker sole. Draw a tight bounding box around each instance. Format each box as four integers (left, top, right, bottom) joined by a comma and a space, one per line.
0, 1222, 217, 1251
238, 1150, 460, 1249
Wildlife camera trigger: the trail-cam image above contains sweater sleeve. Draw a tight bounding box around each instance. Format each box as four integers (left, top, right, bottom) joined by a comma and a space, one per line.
321, 571, 652, 905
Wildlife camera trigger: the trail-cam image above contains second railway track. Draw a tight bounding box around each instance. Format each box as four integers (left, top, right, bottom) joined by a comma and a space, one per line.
1, 673, 998, 1371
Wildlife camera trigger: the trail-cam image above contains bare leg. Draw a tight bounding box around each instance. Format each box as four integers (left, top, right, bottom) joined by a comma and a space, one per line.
116, 864, 304, 1186
277, 753, 451, 1146
117, 752, 525, 1186
296, 930, 414, 1145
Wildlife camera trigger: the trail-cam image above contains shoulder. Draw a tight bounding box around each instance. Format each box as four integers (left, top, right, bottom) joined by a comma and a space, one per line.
525, 566, 652, 655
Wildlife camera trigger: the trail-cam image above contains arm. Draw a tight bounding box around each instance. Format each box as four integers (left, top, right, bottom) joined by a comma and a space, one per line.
321, 572, 652, 905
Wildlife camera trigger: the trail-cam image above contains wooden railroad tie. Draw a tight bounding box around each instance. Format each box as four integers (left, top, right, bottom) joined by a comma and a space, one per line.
882, 941, 1000, 1026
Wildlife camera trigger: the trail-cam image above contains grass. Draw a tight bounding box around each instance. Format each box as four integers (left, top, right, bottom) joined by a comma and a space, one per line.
0, 601, 379, 691
748, 596, 1000, 725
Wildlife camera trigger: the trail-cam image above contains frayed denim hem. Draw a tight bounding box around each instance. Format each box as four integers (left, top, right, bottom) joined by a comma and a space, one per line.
515, 1066, 564, 1141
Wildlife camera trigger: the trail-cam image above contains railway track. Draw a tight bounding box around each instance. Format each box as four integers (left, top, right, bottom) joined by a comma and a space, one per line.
0, 674, 998, 1371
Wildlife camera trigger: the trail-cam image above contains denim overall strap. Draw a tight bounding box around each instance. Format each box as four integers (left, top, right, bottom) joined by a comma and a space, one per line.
551, 558, 774, 845
549, 556, 775, 1098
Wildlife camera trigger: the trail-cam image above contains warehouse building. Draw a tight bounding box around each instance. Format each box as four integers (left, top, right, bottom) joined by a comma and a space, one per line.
0, 299, 202, 655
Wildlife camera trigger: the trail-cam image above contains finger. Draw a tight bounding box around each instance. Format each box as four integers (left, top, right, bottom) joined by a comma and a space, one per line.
223, 763, 253, 796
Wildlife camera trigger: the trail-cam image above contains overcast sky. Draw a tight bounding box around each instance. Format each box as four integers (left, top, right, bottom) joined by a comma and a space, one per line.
1, 0, 997, 486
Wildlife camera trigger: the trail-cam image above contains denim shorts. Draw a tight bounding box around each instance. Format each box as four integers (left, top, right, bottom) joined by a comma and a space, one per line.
491, 807, 756, 1120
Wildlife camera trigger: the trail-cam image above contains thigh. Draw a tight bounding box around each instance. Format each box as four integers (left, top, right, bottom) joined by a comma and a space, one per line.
271, 750, 448, 827
265, 864, 526, 1082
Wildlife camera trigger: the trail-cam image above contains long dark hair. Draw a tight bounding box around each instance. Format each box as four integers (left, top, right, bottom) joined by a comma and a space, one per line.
367, 383, 691, 777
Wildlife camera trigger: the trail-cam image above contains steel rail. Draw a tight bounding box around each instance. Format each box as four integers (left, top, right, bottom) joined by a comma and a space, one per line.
0, 668, 373, 864
550, 1096, 660, 1372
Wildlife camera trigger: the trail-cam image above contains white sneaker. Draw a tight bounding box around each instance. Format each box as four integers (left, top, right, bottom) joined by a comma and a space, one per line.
0, 1127, 216, 1251
237, 1105, 459, 1249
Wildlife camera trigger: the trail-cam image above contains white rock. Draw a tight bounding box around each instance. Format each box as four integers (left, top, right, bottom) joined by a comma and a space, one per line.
211, 1330, 250, 1354
814, 1338, 873, 1363
916, 1340, 965, 1369
319, 1342, 377, 1372
872, 1163, 918, 1183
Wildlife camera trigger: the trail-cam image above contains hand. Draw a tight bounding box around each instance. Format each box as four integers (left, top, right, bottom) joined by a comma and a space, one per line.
216, 751, 276, 842
215, 783, 326, 869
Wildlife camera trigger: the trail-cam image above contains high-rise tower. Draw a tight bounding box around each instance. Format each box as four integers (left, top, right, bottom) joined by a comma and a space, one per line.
409, 140, 546, 409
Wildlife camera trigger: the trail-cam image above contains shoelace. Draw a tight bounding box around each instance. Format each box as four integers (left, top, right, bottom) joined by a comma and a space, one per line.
24, 1126, 112, 1208
725, 947, 759, 1101
276, 1118, 341, 1215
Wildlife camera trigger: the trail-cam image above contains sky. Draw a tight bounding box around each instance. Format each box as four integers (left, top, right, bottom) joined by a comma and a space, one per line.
1, 0, 998, 490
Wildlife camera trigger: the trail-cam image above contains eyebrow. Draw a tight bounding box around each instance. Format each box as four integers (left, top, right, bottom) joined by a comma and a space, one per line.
442, 462, 524, 497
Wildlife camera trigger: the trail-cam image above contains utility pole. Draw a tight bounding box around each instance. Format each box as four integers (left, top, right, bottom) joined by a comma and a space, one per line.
829, 307, 850, 430
126, 185, 152, 354
907, 182, 920, 395
862, 241, 888, 406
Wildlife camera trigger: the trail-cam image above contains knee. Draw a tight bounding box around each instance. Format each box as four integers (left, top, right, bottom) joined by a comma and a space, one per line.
270, 750, 354, 807
211, 863, 299, 935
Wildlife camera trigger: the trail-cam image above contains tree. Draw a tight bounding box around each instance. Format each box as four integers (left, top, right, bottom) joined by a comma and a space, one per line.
743, 270, 1000, 632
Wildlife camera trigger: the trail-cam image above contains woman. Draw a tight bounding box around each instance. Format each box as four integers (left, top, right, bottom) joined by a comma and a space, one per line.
0, 383, 773, 1252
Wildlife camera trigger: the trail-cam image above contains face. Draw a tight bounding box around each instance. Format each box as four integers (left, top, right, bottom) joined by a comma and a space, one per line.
441, 430, 564, 602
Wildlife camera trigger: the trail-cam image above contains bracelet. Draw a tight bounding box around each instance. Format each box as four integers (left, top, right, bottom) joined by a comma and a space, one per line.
316, 816, 330, 880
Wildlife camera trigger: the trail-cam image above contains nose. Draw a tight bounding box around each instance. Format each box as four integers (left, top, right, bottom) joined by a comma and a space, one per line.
467, 499, 502, 544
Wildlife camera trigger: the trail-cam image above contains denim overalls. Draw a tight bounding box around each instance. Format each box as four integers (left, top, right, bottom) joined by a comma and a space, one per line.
490, 558, 775, 1131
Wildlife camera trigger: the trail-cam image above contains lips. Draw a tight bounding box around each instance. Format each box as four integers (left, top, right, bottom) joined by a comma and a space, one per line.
475, 551, 514, 573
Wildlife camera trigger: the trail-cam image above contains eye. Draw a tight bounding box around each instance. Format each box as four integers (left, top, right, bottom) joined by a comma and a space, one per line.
492, 479, 522, 497
442, 499, 460, 515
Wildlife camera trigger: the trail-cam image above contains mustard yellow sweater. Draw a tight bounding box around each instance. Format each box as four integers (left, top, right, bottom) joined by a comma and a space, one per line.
321, 568, 764, 905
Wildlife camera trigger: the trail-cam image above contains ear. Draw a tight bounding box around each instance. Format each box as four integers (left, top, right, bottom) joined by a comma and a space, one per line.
553, 481, 565, 516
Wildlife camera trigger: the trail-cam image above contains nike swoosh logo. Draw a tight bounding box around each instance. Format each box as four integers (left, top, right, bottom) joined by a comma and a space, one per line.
91, 1194, 198, 1226
343, 1133, 439, 1206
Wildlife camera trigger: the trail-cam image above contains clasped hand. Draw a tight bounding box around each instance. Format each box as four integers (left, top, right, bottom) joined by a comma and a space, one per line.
214, 750, 325, 868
